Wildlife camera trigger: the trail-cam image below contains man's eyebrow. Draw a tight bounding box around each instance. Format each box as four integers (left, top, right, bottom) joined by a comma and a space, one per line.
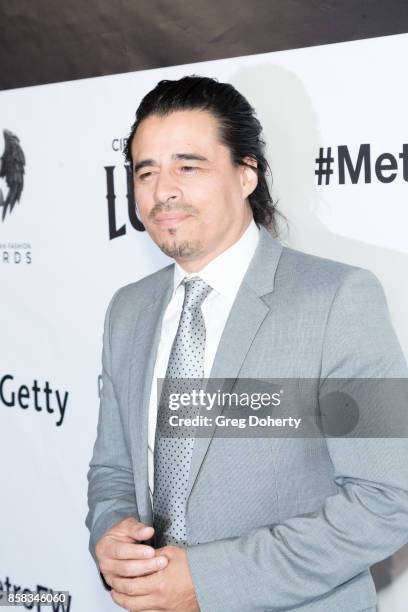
133, 159, 155, 174
173, 153, 209, 162
133, 153, 209, 174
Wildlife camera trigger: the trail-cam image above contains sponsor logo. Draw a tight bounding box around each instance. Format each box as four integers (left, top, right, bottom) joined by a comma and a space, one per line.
315, 144, 408, 185
0, 129, 25, 221
0, 374, 69, 427
105, 136, 145, 240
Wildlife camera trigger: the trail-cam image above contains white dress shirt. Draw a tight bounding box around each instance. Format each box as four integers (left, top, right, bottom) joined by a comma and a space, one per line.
147, 219, 260, 500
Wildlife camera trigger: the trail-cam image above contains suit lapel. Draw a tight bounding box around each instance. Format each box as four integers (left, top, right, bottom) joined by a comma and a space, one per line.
127, 228, 283, 519
128, 265, 174, 524
186, 226, 283, 502
185, 283, 270, 503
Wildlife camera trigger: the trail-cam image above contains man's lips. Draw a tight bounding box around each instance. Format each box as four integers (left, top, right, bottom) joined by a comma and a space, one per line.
153, 212, 192, 227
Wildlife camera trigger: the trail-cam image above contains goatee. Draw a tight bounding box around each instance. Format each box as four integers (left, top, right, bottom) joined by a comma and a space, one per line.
159, 238, 202, 259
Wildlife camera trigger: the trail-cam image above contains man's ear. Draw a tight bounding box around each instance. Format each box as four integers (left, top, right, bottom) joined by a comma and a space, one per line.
241, 156, 258, 199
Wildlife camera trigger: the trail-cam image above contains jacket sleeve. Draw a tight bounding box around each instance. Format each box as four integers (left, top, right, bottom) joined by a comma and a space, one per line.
186, 268, 408, 611
85, 289, 139, 591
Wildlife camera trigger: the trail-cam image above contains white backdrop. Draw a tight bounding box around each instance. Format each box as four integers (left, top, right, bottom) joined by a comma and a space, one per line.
1, 33, 407, 611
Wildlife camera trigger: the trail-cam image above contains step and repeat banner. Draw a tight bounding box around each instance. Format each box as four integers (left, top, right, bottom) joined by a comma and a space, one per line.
1, 32, 407, 611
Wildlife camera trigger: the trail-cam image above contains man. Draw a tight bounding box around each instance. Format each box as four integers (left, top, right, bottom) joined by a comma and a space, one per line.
86, 76, 408, 611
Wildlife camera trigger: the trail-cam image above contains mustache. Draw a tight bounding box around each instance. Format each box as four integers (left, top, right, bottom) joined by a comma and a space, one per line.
148, 202, 199, 220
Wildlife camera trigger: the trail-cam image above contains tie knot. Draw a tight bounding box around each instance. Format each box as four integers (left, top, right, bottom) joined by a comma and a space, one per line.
182, 277, 212, 310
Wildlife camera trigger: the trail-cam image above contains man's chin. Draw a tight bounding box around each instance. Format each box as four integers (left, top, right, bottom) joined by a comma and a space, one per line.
158, 239, 202, 260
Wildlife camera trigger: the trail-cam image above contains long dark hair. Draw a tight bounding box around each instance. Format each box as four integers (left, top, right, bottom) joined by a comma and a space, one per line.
124, 75, 280, 234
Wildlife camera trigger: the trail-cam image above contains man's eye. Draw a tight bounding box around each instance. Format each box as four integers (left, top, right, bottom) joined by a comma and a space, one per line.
138, 171, 152, 181
180, 166, 197, 173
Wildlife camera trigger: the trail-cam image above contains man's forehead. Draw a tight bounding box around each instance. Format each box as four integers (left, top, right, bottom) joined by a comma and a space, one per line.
132, 109, 221, 152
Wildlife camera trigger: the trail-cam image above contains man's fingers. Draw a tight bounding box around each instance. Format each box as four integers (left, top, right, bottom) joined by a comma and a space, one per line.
107, 517, 154, 542
101, 555, 168, 578
132, 524, 154, 541
109, 542, 155, 560
111, 572, 158, 596
111, 589, 159, 611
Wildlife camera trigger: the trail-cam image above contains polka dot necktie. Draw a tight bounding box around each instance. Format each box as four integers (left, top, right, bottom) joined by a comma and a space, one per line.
153, 277, 212, 547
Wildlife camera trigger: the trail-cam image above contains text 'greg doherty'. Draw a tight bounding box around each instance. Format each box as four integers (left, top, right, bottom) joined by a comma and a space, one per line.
0, 374, 68, 426
169, 415, 302, 429
167, 389, 282, 411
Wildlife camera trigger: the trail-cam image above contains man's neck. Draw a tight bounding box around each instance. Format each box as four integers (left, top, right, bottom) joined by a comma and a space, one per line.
175, 217, 253, 274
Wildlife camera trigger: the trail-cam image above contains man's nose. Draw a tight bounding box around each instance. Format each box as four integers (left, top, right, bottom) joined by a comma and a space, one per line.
154, 171, 182, 205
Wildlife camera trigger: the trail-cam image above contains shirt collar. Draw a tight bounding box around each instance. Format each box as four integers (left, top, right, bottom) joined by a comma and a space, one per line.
173, 218, 260, 297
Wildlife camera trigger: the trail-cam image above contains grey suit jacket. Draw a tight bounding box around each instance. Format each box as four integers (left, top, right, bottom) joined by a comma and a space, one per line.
86, 226, 408, 611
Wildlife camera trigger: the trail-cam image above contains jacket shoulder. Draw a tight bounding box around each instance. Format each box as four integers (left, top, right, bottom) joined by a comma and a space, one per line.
278, 244, 379, 290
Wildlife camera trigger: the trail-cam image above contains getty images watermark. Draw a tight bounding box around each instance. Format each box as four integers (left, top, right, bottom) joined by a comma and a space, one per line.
166, 387, 301, 430
156, 378, 408, 438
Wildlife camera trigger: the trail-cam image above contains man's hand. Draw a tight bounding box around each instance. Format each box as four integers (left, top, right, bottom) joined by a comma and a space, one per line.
95, 517, 168, 589
110, 544, 200, 612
